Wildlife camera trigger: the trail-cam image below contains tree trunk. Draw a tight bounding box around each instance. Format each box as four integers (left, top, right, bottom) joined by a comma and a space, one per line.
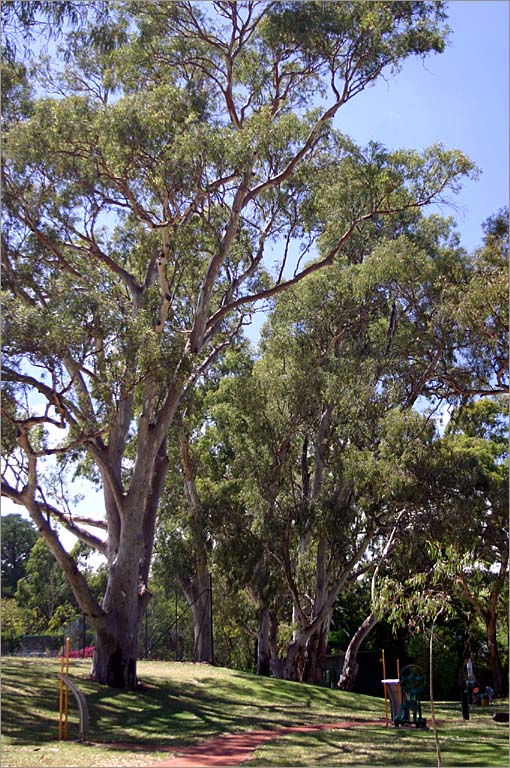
459, 572, 508, 697
337, 516, 403, 690
302, 614, 331, 685
338, 611, 379, 691
277, 614, 332, 684
90, 474, 157, 689
92, 618, 139, 689
91, 554, 145, 688
256, 605, 271, 676
486, 611, 506, 696
190, 568, 213, 664
269, 609, 284, 678
280, 637, 304, 681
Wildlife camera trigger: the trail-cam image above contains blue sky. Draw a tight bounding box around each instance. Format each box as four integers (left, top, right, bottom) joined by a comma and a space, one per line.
335, 0, 509, 252
250, 0, 510, 339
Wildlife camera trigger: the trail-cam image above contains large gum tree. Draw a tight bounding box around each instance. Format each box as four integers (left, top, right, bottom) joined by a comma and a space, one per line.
1, 1, 474, 688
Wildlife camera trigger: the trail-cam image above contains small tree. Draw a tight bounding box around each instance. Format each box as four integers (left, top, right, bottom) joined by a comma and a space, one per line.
383, 550, 458, 768
1, 513, 37, 597
15, 538, 79, 632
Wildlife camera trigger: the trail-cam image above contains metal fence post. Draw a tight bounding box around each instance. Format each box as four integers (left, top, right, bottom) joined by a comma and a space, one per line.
209, 573, 214, 666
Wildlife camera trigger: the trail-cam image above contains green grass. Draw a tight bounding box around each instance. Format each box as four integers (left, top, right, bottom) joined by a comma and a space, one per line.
1, 657, 508, 767
249, 710, 509, 766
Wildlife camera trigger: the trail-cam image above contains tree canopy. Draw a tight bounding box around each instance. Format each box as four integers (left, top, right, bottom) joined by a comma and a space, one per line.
1, 513, 37, 598
1, 1, 491, 688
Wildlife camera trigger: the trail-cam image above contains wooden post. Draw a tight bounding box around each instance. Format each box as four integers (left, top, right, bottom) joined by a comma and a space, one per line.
381, 648, 388, 727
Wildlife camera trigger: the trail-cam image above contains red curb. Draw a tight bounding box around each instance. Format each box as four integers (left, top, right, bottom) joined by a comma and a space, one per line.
148, 720, 385, 767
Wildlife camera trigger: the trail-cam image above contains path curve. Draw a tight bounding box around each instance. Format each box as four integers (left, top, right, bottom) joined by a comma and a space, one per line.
148, 719, 385, 767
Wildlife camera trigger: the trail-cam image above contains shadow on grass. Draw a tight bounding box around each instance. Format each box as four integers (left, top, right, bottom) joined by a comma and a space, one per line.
2, 659, 66, 745
225, 671, 382, 715
248, 721, 510, 767
2, 659, 380, 750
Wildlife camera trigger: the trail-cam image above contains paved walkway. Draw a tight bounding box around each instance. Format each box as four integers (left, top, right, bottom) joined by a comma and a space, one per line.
148, 719, 385, 767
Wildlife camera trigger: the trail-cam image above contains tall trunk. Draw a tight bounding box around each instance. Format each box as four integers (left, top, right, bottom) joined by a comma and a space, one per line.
486, 610, 506, 696
277, 613, 332, 684
299, 536, 332, 685
280, 636, 304, 681
459, 570, 508, 697
268, 609, 284, 678
179, 430, 213, 663
91, 538, 145, 688
338, 611, 379, 691
302, 613, 332, 685
92, 614, 139, 689
338, 517, 403, 690
91, 443, 164, 689
190, 566, 213, 664
247, 555, 275, 677
256, 605, 271, 676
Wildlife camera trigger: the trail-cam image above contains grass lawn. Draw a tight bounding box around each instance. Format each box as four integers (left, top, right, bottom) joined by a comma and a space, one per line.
1, 657, 508, 767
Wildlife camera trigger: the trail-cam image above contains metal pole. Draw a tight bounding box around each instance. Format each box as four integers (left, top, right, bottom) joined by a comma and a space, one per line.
175, 586, 178, 660
58, 652, 65, 740
209, 573, 214, 666
64, 637, 70, 740
82, 614, 86, 658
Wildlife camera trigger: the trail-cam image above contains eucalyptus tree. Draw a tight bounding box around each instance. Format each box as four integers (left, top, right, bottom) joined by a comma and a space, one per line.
428, 398, 509, 695
152, 345, 254, 664
238, 210, 506, 684
338, 209, 509, 690
1, 1, 474, 688
250, 262, 439, 683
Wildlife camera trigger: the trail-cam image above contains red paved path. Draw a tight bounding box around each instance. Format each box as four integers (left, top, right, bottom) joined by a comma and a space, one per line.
148, 720, 385, 767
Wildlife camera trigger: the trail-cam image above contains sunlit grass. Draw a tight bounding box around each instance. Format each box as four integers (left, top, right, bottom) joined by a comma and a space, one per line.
248, 715, 509, 766
1, 657, 508, 767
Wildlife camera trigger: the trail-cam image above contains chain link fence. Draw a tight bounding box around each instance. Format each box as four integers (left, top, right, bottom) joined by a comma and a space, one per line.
58, 585, 210, 661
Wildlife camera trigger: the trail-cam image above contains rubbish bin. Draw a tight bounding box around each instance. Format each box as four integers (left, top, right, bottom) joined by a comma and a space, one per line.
381, 678, 401, 723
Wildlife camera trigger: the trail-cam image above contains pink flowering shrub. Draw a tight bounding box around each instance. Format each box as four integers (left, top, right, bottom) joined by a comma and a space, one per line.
67, 646, 95, 658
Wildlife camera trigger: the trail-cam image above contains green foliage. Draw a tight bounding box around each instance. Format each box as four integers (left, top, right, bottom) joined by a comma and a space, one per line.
1, 1, 498, 685
262, 2, 448, 71
1, 513, 37, 597
14, 538, 78, 632
1, 596, 36, 636
406, 627, 462, 700
448, 209, 509, 392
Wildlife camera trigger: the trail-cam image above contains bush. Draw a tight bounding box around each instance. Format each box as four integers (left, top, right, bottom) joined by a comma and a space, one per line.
1, 632, 21, 654
68, 645, 94, 658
